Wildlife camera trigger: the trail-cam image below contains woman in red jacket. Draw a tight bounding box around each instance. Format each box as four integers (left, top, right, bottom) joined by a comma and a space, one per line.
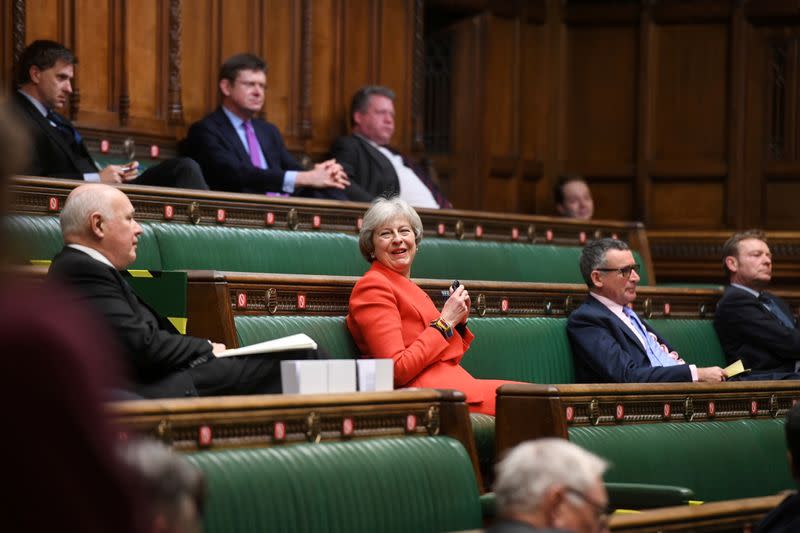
346, 197, 516, 415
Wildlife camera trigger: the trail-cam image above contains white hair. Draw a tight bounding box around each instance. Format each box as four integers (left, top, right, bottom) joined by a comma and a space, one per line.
59, 184, 117, 239
493, 438, 608, 516
358, 196, 423, 262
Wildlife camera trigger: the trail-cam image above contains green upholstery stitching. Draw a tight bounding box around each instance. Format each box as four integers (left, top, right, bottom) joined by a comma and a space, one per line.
185, 437, 482, 533
152, 225, 365, 275
235, 316, 357, 359
5, 215, 653, 284
5, 215, 162, 269
569, 419, 792, 502
462, 317, 575, 384
648, 319, 727, 368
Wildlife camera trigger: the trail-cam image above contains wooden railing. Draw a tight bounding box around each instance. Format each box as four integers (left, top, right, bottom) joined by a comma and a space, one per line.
111, 388, 483, 489
650, 229, 800, 288
609, 494, 783, 532
8, 175, 653, 275
184, 271, 759, 348
494, 382, 800, 458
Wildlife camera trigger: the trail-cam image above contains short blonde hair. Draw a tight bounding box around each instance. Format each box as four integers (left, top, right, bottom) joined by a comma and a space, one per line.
358, 197, 423, 262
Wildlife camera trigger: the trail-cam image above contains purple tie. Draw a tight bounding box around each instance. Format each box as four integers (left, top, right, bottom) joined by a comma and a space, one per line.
243, 121, 263, 168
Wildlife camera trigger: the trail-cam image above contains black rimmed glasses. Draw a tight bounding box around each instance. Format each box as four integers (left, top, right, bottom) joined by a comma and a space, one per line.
594, 263, 641, 279
565, 487, 612, 529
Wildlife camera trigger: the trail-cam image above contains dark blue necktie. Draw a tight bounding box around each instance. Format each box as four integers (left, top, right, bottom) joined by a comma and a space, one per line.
47, 110, 82, 144
759, 293, 796, 329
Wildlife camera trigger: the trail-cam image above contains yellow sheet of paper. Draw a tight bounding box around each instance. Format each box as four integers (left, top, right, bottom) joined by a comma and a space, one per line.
724, 359, 746, 378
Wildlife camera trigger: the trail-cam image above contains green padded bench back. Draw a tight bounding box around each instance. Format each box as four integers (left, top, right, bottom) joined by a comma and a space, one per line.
236, 315, 576, 384
185, 437, 482, 533
5, 215, 63, 263
648, 319, 727, 368
461, 317, 575, 384
151, 225, 365, 275
235, 315, 358, 359
414, 241, 650, 285
5, 215, 653, 284
569, 418, 791, 502
4, 215, 162, 270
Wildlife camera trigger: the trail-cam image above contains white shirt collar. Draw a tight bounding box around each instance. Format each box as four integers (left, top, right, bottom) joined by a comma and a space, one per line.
67, 244, 116, 269
18, 90, 49, 117
731, 283, 760, 298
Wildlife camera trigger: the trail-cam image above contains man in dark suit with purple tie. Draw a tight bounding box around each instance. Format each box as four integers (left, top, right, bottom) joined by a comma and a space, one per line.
715, 230, 800, 378
183, 53, 349, 198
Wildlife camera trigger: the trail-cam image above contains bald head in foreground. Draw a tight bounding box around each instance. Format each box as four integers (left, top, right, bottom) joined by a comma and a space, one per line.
48, 183, 306, 398
489, 439, 609, 533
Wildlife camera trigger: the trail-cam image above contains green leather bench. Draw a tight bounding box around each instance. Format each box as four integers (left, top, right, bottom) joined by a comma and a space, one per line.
4, 215, 652, 284
184, 436, 483, 533
570, 418, 792, 502
233, 314, 729, 490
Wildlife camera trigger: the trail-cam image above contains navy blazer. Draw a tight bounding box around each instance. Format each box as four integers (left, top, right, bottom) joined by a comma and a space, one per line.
183, 107, 301, 194
11, 91, 97, 179
567, 295, 693, 383
714, 285, 800, 373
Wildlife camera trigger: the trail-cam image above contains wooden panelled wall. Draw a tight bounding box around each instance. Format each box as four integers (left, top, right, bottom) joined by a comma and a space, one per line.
3, 0, 800, 231
434, 0, 800, 228
0, 0, 420, 155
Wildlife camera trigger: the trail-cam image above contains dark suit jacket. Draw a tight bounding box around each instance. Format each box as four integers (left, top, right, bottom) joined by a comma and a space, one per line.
714, 285, 800, 373
48, 246, 315, 398
183, 107, 301, 194
11, 90, 97, 179
48, 246, 212, 397
757, 491, 800, 533
330, 134, 451, 206
330, 134, 399, 202
567, 295, 693, 383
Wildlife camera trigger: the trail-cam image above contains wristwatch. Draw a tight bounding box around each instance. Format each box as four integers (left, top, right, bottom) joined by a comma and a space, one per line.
430, 317, 454, 339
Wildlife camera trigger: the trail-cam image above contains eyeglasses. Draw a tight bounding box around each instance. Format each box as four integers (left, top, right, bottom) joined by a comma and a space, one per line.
565, 487, 612, 528
595, 264, 641, 279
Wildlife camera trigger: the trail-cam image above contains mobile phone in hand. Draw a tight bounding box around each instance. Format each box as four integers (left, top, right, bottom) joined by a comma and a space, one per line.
441, 280, 460, 300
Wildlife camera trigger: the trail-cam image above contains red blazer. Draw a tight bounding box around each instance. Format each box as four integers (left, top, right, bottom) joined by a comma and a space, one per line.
347, 261, 509, 414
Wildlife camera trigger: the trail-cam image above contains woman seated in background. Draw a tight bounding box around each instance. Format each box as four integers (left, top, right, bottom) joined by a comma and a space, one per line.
346, 196, 517, 415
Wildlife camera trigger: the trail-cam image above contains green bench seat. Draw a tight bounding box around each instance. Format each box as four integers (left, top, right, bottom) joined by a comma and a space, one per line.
5, 214, 652, 284
569, 418, 792, 502
232, 314, 730, 493
185, 436, 483, 533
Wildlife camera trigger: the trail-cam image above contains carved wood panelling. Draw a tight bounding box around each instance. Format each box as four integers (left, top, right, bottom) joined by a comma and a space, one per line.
10, 1, 800, 227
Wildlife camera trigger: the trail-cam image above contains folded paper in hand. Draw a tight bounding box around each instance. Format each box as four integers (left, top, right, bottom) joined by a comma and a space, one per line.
723, 359, 749, 378
217, 333, 317, 358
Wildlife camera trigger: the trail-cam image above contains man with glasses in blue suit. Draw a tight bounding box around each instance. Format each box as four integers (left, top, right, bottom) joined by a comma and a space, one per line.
567, 238, 727, 383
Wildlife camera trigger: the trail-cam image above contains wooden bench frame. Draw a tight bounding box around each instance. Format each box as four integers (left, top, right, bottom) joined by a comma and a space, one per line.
185, 271, 784, 349
112, 388, 484, 488
495, 382, 800, 459
608, 494, 783, 532
650, 229, 800, 287
9, 175, 653, 274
